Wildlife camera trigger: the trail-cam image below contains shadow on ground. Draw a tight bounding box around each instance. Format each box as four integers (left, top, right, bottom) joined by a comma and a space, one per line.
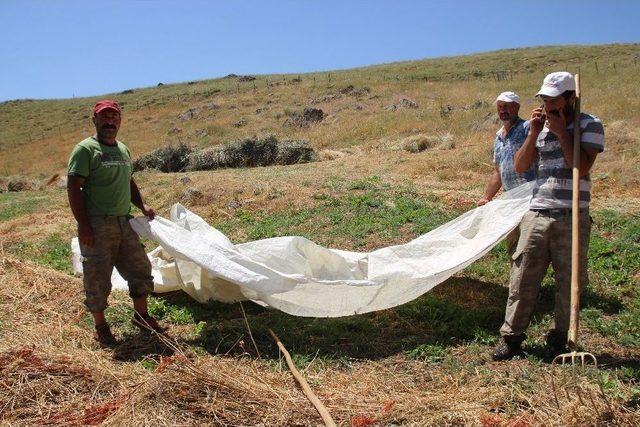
138, 275, 625, 361
111, 331, 175, 362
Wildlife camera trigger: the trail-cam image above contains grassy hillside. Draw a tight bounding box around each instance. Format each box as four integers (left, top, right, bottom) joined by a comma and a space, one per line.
1, 44, 640, 425
1, 44, 639, 195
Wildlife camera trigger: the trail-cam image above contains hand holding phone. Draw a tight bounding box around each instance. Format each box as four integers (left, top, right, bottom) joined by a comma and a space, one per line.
530, 104, 545, 134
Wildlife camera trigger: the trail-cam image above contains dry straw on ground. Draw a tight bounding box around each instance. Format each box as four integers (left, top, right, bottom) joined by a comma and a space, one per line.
1, 255, 639, 426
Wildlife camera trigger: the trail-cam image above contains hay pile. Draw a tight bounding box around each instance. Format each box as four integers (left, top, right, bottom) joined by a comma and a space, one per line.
132, 142, 193, 173
378, 133, 455, 153
133, 136, 316, 173
187, 135, 316, 171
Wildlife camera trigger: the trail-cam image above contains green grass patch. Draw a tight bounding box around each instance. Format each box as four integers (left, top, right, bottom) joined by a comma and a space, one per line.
405, 343, 447, 363
137, 182, 639, 362
589, 210, 640, 296
0, 192, 48, 221
215, 176, 455, 249
7, 234, 72, 274
11, 178, 638, 374
220, 207, 314, 241
579, 211, 640, 346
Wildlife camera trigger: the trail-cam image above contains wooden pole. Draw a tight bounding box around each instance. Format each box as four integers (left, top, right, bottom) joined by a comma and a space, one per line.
268, 329, 336, 427
568, 73, 581, 350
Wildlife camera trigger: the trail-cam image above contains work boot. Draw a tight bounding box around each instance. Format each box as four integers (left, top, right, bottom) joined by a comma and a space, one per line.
491, 337, 524, 361
132, 311, 167, 334
545, 329, 569, 356
94, 323, 118, 348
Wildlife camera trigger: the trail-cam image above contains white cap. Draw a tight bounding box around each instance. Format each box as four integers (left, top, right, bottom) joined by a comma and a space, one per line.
536, 71, 575, 97
495, 91, 520, 104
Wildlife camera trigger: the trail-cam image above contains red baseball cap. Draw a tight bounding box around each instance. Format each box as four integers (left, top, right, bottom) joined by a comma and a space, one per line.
93, 100, 121, 115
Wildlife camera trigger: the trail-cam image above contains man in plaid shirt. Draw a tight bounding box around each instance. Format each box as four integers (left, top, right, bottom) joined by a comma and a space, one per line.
478, 91, 536, 258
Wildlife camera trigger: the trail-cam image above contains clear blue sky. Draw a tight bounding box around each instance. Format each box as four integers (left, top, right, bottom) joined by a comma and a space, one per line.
1, 0, 638, 101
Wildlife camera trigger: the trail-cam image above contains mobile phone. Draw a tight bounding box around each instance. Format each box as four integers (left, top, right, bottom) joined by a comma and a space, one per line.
539, 103, 546, 123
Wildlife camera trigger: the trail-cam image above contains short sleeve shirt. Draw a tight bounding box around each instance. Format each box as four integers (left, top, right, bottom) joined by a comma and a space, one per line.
493, 118, 536, 191
530, 113, 605, 209
67, 137, 133, 216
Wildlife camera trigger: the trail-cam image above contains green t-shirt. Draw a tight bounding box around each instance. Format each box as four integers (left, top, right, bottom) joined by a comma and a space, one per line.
67, 137, 133, 216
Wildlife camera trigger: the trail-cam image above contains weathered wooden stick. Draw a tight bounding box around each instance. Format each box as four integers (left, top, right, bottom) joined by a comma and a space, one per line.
268, 329, 337, 427
568, 73, 581, 350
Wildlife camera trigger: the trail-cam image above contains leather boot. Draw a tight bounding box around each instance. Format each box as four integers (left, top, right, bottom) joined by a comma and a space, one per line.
492, 337, 524, 361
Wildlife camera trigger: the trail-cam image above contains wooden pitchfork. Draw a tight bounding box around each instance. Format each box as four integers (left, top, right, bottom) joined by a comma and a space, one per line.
552, 73, 597, 368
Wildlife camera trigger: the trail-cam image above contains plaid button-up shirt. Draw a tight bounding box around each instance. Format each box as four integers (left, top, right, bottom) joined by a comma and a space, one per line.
493, 118, 536, 191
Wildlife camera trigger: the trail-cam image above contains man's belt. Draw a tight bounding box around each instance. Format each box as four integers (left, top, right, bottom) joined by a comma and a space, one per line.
530, 208, 588, 216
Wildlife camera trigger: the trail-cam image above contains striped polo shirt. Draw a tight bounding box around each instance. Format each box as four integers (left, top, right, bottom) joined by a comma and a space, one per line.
530, 112, 605, 209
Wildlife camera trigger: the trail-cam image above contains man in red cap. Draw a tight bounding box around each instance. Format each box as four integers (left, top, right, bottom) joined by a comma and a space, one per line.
67, 99, 165, 347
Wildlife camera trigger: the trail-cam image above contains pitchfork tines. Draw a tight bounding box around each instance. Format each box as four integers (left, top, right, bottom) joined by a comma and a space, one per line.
552, 350, 597, 368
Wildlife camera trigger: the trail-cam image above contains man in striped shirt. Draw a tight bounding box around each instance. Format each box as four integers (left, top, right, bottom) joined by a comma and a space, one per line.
492, 72, 605, 361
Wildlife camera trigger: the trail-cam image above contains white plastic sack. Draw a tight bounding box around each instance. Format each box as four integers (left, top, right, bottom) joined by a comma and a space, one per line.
72, 182, 533, 317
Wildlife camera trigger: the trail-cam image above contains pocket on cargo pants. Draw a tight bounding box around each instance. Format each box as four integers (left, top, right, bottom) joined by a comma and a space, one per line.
80, 217, 116, 312
114, 221, 154, 299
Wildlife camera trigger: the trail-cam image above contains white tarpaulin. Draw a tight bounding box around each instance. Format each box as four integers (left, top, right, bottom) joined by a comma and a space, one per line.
72, 182, 534, 317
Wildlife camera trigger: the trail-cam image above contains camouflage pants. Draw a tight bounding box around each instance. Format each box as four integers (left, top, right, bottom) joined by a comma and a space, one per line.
499, 209, 591, 340
80, 216, 154, 312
